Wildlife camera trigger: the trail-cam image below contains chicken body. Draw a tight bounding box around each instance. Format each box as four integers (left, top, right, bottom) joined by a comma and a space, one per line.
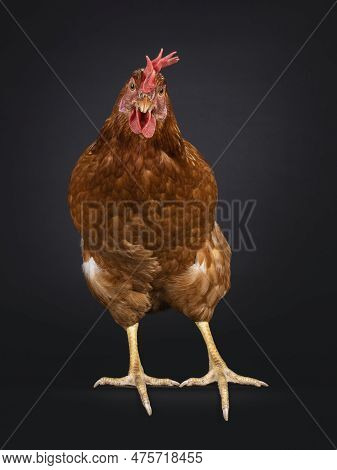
68, 60, 267, 419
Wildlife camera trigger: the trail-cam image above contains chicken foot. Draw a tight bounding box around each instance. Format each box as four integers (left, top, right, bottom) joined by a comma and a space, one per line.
180, 321, 268, 421
94, 323, 179, 415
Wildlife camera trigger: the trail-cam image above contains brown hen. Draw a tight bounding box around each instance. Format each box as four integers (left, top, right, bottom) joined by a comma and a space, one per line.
68, 49, 267, 419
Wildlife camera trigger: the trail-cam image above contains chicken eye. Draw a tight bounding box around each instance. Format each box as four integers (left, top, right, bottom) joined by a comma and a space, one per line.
158, 87, 165, 96
129, 81, 135, 91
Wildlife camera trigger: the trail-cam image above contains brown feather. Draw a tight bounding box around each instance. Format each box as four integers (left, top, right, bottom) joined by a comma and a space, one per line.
68, 72, 230, 328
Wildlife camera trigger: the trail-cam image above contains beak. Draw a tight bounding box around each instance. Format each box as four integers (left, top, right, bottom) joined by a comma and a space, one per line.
136, 95, 153, 113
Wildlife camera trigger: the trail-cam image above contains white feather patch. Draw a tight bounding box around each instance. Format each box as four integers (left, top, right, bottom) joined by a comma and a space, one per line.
82, 257, 100, 280
191, 258, 207, 274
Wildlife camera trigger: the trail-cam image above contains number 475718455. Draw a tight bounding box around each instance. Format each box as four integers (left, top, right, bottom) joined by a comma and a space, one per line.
130, 451, 203, 464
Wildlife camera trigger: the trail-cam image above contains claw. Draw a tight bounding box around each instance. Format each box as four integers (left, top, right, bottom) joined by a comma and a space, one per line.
223, 406, 229, 421
144, 401, 152, 416
93, 377, 111, 388
179, 379, 192, 388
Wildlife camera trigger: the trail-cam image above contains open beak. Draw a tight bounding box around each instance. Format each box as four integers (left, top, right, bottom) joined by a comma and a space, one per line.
129, 94, 157, 138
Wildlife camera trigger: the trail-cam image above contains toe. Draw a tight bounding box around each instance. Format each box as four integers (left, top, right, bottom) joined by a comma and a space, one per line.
144, 375, 179, 387
134, 374, 152, 416
93, 376, 131, 388
180, 378, 200, 387
180, 371, 214, 388
217, 374, 229, 421
229, 372, 268, 387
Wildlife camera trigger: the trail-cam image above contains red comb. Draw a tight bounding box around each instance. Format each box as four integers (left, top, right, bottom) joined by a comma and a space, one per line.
141, 49, 179, 93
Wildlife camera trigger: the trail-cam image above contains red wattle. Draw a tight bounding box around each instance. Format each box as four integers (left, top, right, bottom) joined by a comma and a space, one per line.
129, 108, 142, 134
141, 112, 156, 138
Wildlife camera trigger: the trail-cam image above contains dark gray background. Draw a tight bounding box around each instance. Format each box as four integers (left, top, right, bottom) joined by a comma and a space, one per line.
0, 0, 336, 449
